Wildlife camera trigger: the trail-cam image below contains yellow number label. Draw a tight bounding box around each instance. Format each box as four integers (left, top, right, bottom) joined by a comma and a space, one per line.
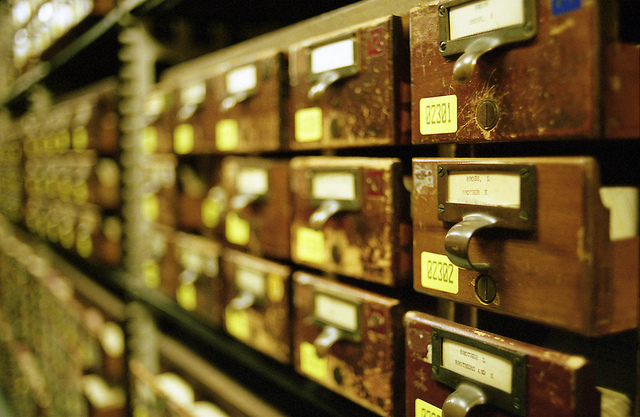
419, 95, 457, 135
295, 107, 323, 142
296, 227, 325, 264
174, 123, 195, 154
215, 119, 239, 151
201, 197, 223, 228
225, 306, 250, 340
421, 252, 459, 294
416, 398, 442, 417
225, 212, 250, 245
299, 342, 328, 381
176, 283, 197, 311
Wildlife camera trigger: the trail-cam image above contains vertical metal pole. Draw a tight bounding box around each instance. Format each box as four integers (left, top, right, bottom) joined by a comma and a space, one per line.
118, 13, 158, 288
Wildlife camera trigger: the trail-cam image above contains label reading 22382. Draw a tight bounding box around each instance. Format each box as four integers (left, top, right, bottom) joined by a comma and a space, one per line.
421, 252, 459, 294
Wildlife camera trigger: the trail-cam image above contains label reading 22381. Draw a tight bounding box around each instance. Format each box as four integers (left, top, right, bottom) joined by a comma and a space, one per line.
420, 95, 457, 135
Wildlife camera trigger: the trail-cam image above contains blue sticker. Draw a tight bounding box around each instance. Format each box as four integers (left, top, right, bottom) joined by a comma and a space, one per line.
551, 0, 581, 15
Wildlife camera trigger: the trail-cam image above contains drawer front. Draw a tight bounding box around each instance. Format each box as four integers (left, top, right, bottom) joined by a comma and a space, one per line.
290, 156, 411, 286
221, 157, 292, 260
210, 52, 288, 153
171, 77, 215, 155
292, 271, 403, 416
174, 233, 224, 329
410, 1, 639, 143
289, 15, 409, 150
405, 311, 600, 417
223, 249, 292, 364
412, 157, 638, 335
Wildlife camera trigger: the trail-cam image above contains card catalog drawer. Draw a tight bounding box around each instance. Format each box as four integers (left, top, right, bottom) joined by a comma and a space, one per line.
289, 15, 410, 150
210, 51, 288, 153
290, 156, 411, 286
293, 271, 403, 416
174, 233, 223, 329
410, 1, 639, 144
405, 311, 600, 417
412, 157, 639, 335
221, 157, 292, 260
222, 249, 292, 364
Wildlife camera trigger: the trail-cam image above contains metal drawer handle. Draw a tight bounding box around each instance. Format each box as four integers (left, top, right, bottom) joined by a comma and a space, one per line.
229, 291, 255, 311
445, 213, 498, 272
442, 382, 489, 417
308, 71, 340, 102
452, 36, 502, 83
313, 326, 343, 357
309, 200, 342, 230
220, 91, 250, 112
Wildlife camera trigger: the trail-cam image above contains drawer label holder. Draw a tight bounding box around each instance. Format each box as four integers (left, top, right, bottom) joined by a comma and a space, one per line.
438, 163, 536, 272
431, 328, 527, 416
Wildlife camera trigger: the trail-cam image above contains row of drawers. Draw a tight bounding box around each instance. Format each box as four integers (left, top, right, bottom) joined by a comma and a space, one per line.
149, 233, 620, 417
142, 153, 638, 336
145, 3, 638, 157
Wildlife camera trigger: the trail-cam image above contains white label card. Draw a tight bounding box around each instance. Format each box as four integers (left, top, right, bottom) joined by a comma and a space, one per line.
226, 64, 258, 95
311, 38, 356, 74
447, 171, 520, 208
442, 338, 513, 393
449, 0, 525, 40
181, 81, 206, 105
311, 171, 356, 201
235, 267, 266, 299
236, 167, 269, 196
314, 293, 359, 333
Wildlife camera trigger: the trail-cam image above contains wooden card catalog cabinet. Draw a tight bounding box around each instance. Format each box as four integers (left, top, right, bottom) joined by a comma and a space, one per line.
174, 233, 223, 328
222, 249, 292, 364
288, 15, 410, 150
292, 271, 403, 417
221, 157, 292, 260
210, 51, 288, 153
405, 311, 600, 417
410, 0, 640, 144
412, 157, 639, 336
290, 156, 411, 286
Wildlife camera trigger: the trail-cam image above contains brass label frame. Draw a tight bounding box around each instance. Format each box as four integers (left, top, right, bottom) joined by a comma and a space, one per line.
438, 0, 537, 56
307, 34, 360, 82
431, 327, 527, 416
437, 163, 536, 231
312, 289, 363, 343
308, 167, 362, 211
